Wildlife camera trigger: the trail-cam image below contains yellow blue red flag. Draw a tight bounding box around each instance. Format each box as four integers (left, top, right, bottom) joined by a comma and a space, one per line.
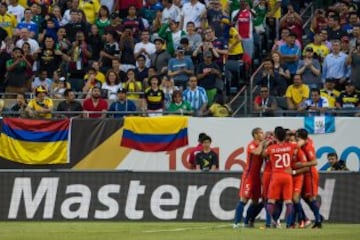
0, 118, 70, 164
121, 116, 188, 152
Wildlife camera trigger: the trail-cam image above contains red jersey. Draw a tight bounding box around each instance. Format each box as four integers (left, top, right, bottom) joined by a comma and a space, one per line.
83, 98, 108, 118
243, 140, 263, 177
266, 142, 296, 174
301, 139, 317, 174
293, 148, 308, 169
118, 0, 143, 10
237, 9, 252, 39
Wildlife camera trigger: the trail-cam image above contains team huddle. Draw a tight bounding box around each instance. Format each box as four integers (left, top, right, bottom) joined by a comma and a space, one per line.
233, 127, 322, 229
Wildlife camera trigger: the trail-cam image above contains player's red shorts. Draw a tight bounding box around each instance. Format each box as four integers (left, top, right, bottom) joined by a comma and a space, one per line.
302, 170, 319, 198
292, 175, 304, 194
267, 173, 293, 201
239, 174, 261, 199
262, 171, 272, 199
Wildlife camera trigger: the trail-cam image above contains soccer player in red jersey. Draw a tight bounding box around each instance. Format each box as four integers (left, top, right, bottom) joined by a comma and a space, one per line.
295, 128, 322, 228
233, 128, 266, 228
265, 127, 296, 228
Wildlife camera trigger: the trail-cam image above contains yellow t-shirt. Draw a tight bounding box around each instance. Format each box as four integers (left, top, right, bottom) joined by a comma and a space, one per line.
19, 0, 28, 7
228, 27, 244, 56
285, 84, 310, 105
0, 13, 17, 37
125, 81, 143, 99
79, 0, 100, 24
28, 98, 54, 119
268, 0, 281, 19
320, 89, 340, 108
84, 72, 105, 83
303, 43, 330, 59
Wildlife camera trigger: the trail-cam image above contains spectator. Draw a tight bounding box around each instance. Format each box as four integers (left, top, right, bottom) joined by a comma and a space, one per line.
32, 69, 53, 92
167, 89, 192, 114
158, 19, 186, 56
161, 0, 181, 24
83, 68, 102, 96
56, 27, 72, 56
134, 55, 149, 85
108, 88, 137, 118
350, 24, 360, 50
5, 47, 32, 95
221, 17, 243, 61
51, 5, 64, 26
196, 50, 222, 105
111, 58, 127, 82
271, 51, 290, 94
150, 37, 171, 76
82, 86, 108, 118
168, 46, 194, 90
95, 5, 110, 37
185, 21, 202, 51
10, 92, 28, 117
15, 8, 38, 38
327, 15, 348, 41
208, 93, 231, 117
347, 40, 360, 90
303, 32, 330, 63
322, 40, 349, 91
143, 75, 165, 116
87, 24, 103, 62
279, 6, 303, 44
182, 75, 208, 116
320, 78, 341, 108
320, 28, 332, 50
56, 89, 83, 118
0, 2, 17, 37
285, 74, 310, 110
205, 0, 223, 37
101, 70, 122, 100
256, 57, 285, 96
161, 76, 178, 110
341, 36, 351, 54
65, 9, 88, 43
119, 26, 136, 71
122, 5, 145, 41
78, 0, 100, 25
21, 42, 34, 85
62, 0, 79, 26
327, 152, 349, 171
123, 69, 142, 100
117, 0, 143, 19
296, 47, 322, 89
100, 30, 120, 73
104, 12, 122, 36
336, 81, 360, 111
279, 32, 301, 83
232, 0, 254, 58
195, 135, 218, 171
180, 0, 206, 31
134, 30, 156, 68
253, 85, 278, 117
272, 26, 301, 52
298, 88, 329, 114
309, 9, 327, 41
26, 86, 54, 119
51, 73, 71, 99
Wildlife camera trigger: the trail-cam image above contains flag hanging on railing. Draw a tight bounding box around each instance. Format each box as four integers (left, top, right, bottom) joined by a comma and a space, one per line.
121, 116, 188, 152
304, 116, 335, 134
0, 118, 70, 164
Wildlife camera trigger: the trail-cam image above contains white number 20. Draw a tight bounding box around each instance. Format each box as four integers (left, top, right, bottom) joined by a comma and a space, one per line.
274, 153, 291, 168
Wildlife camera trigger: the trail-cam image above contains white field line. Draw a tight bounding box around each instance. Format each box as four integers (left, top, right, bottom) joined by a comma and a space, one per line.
142, 224, 230, 233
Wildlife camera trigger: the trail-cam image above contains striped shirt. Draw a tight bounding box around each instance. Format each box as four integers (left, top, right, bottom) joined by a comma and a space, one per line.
182, 86, 208, 111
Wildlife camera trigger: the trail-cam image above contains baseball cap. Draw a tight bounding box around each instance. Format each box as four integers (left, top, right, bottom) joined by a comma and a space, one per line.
59, 77, 66, 81
305, 47, 314, 52
117, 88, 127, 94
35, 86, 47, 94
153, 37, 164, 44
176, 46, 185, 52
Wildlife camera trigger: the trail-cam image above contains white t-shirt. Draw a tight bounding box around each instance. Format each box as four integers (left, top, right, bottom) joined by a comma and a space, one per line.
8, 5, 24, 23
162, 4, 181, 23
180, 1, 206, 30
16, 38, 40, 54
102, 83, 122, 101
134, 41, 156, 68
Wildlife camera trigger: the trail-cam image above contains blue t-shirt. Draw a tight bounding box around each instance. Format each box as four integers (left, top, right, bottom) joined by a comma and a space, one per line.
279, 44, 301, 74
168, 56, 194, 82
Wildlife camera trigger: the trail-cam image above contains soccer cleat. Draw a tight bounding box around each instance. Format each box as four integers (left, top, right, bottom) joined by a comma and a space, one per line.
312, 222, 322, 229
233, 223, 240, 229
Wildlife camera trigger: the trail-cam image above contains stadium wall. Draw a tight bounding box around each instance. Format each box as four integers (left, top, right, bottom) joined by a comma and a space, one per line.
0, 171, 358, 223
0, 117, 359, 171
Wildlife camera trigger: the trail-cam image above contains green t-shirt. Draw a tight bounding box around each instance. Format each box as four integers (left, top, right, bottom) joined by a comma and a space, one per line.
168, 101, 192, 113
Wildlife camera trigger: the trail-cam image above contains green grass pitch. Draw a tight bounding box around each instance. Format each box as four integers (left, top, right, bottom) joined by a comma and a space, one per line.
0, 222, 359, 240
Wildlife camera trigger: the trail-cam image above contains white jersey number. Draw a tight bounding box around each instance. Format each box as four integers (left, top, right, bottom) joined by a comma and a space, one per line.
274, 153, 291, 168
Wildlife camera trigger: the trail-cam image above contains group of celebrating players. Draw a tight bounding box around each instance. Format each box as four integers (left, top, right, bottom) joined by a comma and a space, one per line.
233, 126, 322, 229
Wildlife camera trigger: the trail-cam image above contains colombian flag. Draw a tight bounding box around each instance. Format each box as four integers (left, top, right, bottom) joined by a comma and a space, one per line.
0, 118, 70, 164
121, 116, 188, 152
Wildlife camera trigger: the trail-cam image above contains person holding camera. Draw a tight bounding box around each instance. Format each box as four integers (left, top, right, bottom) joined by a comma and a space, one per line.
26, 86, 54, 119
327, 152, 349, 171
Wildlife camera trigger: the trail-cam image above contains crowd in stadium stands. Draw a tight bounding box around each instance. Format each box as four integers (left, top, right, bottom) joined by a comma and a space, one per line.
0, 0, 359, 118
